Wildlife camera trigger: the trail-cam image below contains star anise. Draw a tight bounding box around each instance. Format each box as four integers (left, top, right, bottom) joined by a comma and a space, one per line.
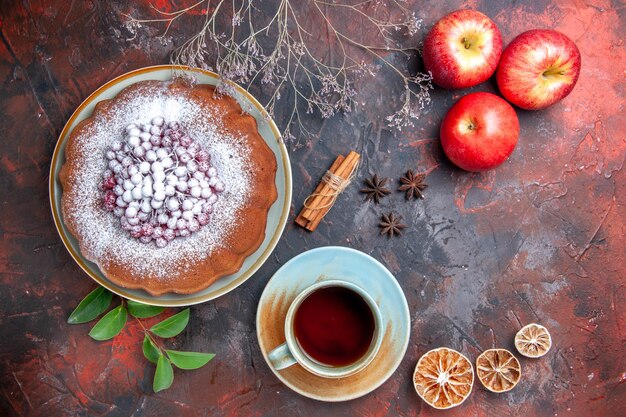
398, 170, 427, 200
361, 174, 391, 204
379, 213, 406, 238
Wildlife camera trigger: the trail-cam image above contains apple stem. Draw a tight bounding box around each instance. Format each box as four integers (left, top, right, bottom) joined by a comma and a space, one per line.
462, 37, 471, 49
543, 67, 566, 77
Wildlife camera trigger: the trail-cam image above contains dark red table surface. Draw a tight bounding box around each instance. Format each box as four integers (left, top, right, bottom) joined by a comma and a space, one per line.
1, 1, 624, 416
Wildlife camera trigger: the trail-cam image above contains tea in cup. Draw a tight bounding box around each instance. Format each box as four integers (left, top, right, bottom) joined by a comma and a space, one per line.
268, 280, 383, 378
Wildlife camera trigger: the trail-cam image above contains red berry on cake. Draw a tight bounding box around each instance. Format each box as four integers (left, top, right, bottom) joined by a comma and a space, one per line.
176, 219, 187, 230
179, 135, 192, 147
197, 213, 210, 225
163, 228, 175, 241
103, 192, 116, 211
99, 117, 225, 247
196, 150, 210, 162
101, 175, 116, 190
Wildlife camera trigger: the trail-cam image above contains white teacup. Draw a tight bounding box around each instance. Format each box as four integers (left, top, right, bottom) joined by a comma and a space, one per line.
268, 280, 384, 378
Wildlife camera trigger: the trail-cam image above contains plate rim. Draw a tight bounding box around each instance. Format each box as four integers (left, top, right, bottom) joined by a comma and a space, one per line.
255, 245, 411, 402
49, 65, 292, 307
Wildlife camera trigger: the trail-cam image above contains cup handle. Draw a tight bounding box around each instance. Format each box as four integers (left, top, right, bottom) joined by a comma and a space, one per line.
268, 342, 297, 370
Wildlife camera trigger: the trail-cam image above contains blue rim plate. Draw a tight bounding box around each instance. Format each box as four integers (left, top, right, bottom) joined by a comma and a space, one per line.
49, 65, 292, 306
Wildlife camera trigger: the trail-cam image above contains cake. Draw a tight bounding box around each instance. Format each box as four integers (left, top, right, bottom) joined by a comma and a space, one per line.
59, 79, 278, 296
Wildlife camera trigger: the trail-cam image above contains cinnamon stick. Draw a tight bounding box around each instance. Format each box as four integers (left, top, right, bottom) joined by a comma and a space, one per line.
305, 151, 360, 223
295, 151, 360, 231
295, 155, 344, 228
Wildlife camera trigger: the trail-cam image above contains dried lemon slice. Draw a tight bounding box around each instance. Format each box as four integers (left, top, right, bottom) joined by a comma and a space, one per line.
476, 349, 521, 393
413, 347, 474, 409
515, 323, 552, 358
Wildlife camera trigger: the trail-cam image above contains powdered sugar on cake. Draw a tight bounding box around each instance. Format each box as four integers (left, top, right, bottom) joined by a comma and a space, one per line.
64, 82, 252, 280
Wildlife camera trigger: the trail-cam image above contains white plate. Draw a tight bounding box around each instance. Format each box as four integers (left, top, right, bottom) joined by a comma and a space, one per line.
256, 246, 411, 401
49, 65, 292, 306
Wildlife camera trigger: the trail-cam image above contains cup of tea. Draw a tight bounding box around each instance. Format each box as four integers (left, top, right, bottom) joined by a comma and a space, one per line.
268, 279, 384, 378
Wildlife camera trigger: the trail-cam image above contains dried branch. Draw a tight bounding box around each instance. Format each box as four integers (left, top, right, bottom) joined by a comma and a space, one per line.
124, 0, 433, 144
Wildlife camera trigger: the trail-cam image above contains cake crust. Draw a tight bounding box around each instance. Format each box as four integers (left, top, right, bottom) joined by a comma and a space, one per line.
60, 79, 278, 296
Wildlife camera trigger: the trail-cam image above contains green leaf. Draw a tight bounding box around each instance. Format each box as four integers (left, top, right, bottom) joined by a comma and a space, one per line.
67, 287, 113, 324
150, 308, 190, 338
143, 334, 160, 364
88, 304, 127, 340
153, 354, 174, 392
166, 350, 215, 370
127, 300, 165, 318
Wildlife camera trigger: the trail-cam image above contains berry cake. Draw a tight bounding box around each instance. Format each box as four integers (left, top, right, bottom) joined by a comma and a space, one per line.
59, 79, 277, 295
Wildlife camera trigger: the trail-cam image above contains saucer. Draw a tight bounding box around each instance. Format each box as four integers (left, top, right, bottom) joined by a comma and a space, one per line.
256, 246, 410, 401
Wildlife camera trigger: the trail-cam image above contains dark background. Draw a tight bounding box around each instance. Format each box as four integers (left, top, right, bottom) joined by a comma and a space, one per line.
1, 1, 624, 416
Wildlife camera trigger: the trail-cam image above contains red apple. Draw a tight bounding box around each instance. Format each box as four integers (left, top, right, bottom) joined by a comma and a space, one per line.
440, 92, 519, 172
496, 29, 581, 110
423, 10, 502, 89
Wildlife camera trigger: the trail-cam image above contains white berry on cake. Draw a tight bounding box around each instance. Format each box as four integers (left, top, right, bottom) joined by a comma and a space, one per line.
100, 117, 224, 246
